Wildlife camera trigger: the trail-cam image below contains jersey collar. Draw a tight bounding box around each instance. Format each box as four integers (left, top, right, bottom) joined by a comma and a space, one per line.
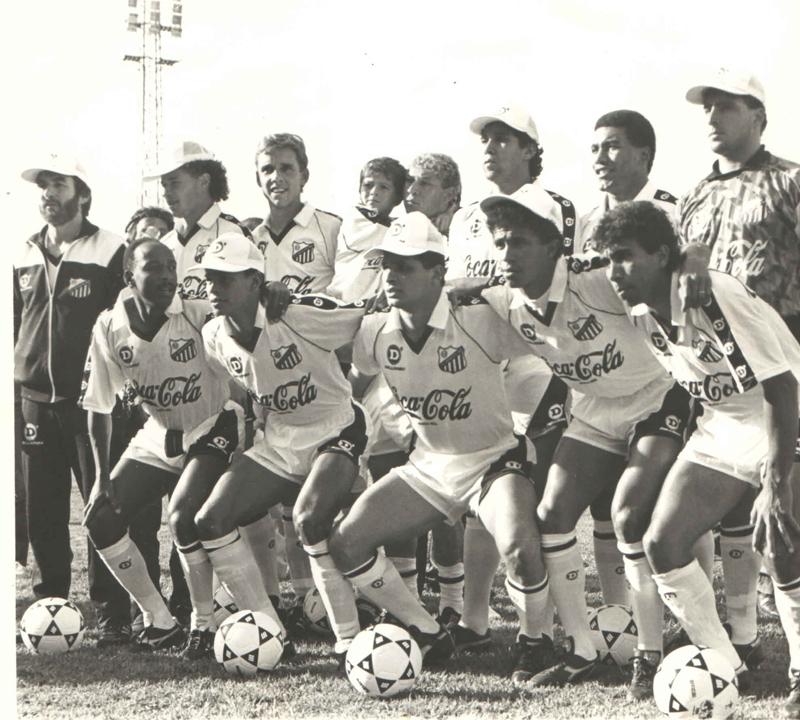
384, 289, 449, 333
197, 203, 222, 229
509, 256, 568, 313
707, 145, 770, 181
110, 289, 183, 330
601, 179, 657, 212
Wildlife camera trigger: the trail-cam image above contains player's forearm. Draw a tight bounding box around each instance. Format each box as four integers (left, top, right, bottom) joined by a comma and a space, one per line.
446, 277, 489, 294
87, 410, 113, 479
762, 371, 799, 485
348, 367, 376, 401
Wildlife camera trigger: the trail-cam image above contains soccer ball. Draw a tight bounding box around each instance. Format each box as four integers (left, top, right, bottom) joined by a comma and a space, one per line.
213, 610, 284, 677
212, 584, 239, 626
20, 597, 85, 654
303, 588, 333, 637
587, 603, 638, 668
654, 645, 739, 718
345, 623, 423, 698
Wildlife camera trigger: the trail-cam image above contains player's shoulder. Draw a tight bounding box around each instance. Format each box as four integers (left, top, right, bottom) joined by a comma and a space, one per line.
652, 189, 678, 204
200, 313, 226, 342
312, 207, 343, 227
218, 212, 253, 238
545, 188, 577, 210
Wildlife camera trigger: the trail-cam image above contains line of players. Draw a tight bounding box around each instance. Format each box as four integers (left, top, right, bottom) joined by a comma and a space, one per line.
24, 66, 800, 714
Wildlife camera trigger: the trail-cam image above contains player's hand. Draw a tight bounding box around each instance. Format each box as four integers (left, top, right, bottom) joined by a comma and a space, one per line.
364, 289, 387, 313
678, 243, 712, 311
261, 282, 291, 322
751, 468, 800, 557
83, 475, 119, 526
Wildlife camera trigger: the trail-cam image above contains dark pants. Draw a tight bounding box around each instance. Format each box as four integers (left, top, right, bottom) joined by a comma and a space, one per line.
15, 386, 28, 566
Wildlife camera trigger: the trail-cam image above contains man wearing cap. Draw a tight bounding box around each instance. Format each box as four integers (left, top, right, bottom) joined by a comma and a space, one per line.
329, 211, 551, 679
680, 67, 800, 636
14, 154, 133, 644
578, 110, 678, 254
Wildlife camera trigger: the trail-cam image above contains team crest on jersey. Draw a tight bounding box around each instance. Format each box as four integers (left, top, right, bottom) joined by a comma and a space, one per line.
194, 243, 209, 263
66, 278, 91, 298
169, 338, 197, 363
692, 330, 724, 363
438, 345, 467, 374
292, 240, 315, 264
18, 273, 31, 290
227, 356, 244, 375
387, 344, 403, 365
118, 345, 135, 365
567, 314, 603, 341
271, 344, 302, 370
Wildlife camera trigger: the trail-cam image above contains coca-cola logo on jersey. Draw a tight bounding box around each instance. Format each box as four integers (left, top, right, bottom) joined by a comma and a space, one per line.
134, 373, 203, 407
549, 341, 624, 382
250, 372, 317, 412
678, 372, 738, 403
464, 256, 497, 278
392, 386, 472, 422
180, 275, 208, 300
280, 275, 315, 294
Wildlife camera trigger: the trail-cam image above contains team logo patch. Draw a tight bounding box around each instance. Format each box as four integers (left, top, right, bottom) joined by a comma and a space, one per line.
388, 222, 406, 239
228, 356, 244, 375
66, 278, 91, 298
692, 331, 724, 363
271, 344, 302, 370
548, 403, 565, 420
712, 318, 726, 332
23, 423, 38, 441
387, 344, 403, 365
336, 438, 355, 453
194, 243, 209, 263
437, 345, 466, 374
292, 240, 315, 264
18, 273, 31, 290
567, 314, 603, 341
118, 346, 135, 365
520, 323, 540, 343
729, 549, 743, 559
210, 436, 229, 450
566, 570, 579, 581
505, 460, 523, 471
663, 414, 681, 432
650, 332, 669, 353
169, 338, 197, 363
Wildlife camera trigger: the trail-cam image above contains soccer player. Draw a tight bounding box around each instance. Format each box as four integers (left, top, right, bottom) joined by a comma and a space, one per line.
191, 232, 371, 661
578, 110, 678, 254
404, 153, 462, 236
81, 239, 242, 657
592, 200, 800, 713
125, 206, 174, 244
329, 212, 552, 680
680, 67, 800, 622
479, 189, 694, 692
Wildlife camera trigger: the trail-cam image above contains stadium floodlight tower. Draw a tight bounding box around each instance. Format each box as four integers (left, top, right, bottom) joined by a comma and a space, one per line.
124, 0, 182, 206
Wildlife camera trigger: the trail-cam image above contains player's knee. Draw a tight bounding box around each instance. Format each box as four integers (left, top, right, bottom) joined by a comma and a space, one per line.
536, 500, 571, 533
293, 506, 333, 547
612, 504, 647, 543
86, 502, 126, 551
643, 525, 683, 572
496, 533, 541, 578
193, 504, 228, 541
168, 505, 196, 546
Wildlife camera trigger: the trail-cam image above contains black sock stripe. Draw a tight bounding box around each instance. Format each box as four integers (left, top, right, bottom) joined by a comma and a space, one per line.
542, 537, 577, 553
507, 576, 549, 594
437, 575, 465, 585
593, 531, 617, 540
399, 569, 418, 579
622, 551, 646, 560
777, 576, 800, 593
345, 553, 379, 579
203, 530, 241, 553
719, 526, 755, 538
177, 541, 203, 554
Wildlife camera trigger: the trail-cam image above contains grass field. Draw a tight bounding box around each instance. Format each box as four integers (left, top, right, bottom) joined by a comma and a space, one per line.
15, 493, 796, 719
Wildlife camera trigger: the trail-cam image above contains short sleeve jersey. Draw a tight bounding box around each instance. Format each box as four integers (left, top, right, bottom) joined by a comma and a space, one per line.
252, 204, 341, 294
326, 206, 390, 302
202, 296, 365, 427
628, 270, 800, 417
482, 255, 669, 398
578, 180, 678, 254
161, 203, 251, 312
678, 147, 800, 318
352, 291, 530, 455
80, 293, 229, 431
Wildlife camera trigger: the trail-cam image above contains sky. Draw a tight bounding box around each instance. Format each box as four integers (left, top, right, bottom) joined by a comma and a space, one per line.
3, 0, 800, 705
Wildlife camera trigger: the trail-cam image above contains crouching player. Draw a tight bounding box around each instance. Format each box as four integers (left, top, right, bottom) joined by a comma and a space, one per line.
191, 232, 372, 661
593, 201, 800, 713
328, 212, 552, 678
82, 239, 243, 656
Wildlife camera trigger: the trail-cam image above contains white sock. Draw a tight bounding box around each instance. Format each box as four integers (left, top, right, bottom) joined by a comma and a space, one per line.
433, 561, 464, 615
720, 525, 759, 645
97, 533, 173, 629
594, 520, 627, 605
176, 541, 214, 631
541, 532, 595, 660
653, 559, 741, 669
241, 514, 282, 599
505, 575, 550, 639
693, 530, 715, 580
620, 541, 663, 654
304, 540, 360, 643
775, 577, 800, 671
202, 529, 285, 635
461, 516, 500, 634
282, 505, 314, 599
390, 557, 419, 598
345, 552, 438, 634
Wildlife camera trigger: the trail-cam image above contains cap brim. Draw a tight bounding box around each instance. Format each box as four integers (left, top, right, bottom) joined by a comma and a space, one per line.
365, 242, 445, 259
686, 85, 711, 104
143, 153, 215, 180
21, 166, 90, 187
480, 194, 526, 213
187, 259, 264, 274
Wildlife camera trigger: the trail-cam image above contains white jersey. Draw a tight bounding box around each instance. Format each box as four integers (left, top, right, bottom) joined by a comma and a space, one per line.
327, 206, 390, 302
80, 292, 229, 431
577, 180, 678, 254
161, 203, 250, 314
202, 296, 365, 431
352, 291, 530, 457
482, 255, 670, 398
252, 203, 341, 294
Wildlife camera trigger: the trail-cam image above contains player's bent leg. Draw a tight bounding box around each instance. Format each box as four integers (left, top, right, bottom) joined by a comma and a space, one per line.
430, 521, 464, 625
645, 458, 750, 672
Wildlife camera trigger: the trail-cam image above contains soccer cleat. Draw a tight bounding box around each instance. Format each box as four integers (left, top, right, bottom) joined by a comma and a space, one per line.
96, 622, 132, 649
180, 628, 215, 661
436, 606, 462, 630
723, 623, 765, 670
169, 602, 192, 630
132, 623, 185, 652
371, 609, 404, 628
355, 597, 381, 629
785, 669, 800, 719
510, 634, 556, 685
627, 650, 660, 701
408, 623, 455, 668
528, 639, 599, 687
280, 638, 297, 663
451, 624, 493, 654
278, 603, 308, 639
664, 626, 692, 655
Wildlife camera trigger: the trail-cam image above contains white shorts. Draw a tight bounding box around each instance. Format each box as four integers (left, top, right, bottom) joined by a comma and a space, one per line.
245, 402, 372, 490
119, 401, 244, 474
394, 435, 534, 523
563, 376, 687, 457
361, 375, 413, 456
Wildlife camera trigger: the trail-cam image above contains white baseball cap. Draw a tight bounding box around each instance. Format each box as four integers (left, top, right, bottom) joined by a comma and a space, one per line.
365, 211, 446, 259
188, 232, 265, 274
469, 105, 539, 143
686, 67, 766, 105
480, 184, 564, 235
143, 140, 216, 179
21, 153, 90, 188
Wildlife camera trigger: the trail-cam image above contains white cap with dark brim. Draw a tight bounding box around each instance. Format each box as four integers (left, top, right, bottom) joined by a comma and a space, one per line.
188, 232, 265, 274
143, 140, 215, 179
469, 105, 539, 143
21, 153, 90, 188
365, 211, 446, 259
480, 184, 564, 235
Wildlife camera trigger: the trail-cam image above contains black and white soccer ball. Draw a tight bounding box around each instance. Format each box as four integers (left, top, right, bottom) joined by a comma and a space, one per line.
213, 610, 284, 676
345, 623, 423, 698
302, 587, 333, 637
212, 584, 239, 627
654, 644, 739, 719
20, 597, 85, 654
587, 603, 638, 668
